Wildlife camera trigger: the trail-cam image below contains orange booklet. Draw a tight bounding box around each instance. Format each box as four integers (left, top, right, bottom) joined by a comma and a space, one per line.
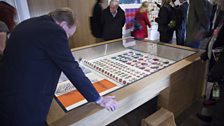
55, 77, 119, 111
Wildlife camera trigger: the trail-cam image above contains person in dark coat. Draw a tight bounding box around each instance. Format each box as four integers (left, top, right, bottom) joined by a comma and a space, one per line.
101, 0, 126, 41
0, 8, 117, 126
90, 0, 104, 38
176, 0, 188, 46
207, 23, 224, 126
0, 21, 8, 59
155, 0, 175, 43
197, 1, 224, 123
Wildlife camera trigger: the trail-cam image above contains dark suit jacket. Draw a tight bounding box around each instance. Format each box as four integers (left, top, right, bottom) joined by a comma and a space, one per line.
0, 15, 100, 126
101, 6, 125, 41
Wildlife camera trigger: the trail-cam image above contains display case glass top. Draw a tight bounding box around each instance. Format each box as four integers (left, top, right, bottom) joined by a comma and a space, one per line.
73, 38, 196, 62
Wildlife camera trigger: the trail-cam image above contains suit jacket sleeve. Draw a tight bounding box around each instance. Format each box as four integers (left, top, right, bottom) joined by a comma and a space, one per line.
42, 28, 100, 102
143, 12, 151, 27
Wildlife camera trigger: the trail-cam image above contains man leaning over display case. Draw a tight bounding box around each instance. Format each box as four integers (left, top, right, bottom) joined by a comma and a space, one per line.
0, 8, 117, 126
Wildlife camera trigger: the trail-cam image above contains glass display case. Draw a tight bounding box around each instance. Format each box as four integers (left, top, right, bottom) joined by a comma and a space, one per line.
54, 38, 196, 111
48, 38, 205, 126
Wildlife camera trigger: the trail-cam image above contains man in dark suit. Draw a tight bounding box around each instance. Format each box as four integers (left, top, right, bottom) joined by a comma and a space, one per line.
0, 8, 117, 126
101, 0, 125, 41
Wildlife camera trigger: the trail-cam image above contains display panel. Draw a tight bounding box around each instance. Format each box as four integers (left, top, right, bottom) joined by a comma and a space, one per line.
83, 49, 175, 85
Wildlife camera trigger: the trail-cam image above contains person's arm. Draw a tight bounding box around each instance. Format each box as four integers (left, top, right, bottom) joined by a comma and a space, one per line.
0, 32, 7, 55
143, 12, 151, 28
43, 27, 117, 111
45, 31, 99, 101
155, 2, 161, 8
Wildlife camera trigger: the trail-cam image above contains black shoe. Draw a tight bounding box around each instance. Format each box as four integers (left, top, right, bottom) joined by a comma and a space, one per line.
196, 113, 212, 123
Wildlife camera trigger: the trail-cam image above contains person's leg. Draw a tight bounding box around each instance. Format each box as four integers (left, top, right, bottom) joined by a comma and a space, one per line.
176, 29, 182, 45
180, 27, 186, 46
159, 32, 168, 43
211, 83, 224, 126
160, 31, 174, 43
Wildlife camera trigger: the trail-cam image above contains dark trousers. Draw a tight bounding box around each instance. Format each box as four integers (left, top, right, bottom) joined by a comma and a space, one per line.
211, 83, 224, 126
159, 30, 174, 43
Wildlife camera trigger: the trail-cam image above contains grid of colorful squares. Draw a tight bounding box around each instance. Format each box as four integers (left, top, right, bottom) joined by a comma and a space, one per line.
83, 50, 175, 85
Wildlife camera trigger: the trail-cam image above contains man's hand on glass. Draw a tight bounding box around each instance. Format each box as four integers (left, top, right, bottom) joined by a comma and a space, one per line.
96, 96, 118, 111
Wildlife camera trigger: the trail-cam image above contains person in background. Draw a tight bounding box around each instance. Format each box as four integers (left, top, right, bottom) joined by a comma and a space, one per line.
176, 0, 189, 46
200, 20, 224, 126
155, 0, 175, 43
0, 1, 17, 32
202, 0, 224, 71
0, 1, 17, 58
185, 0, 210, 48
197, 0, 224, 124
101, 0, 126, 41
0, 8, 117, 126
0, 21, 8, 58
131, 1, 151, 40
90, 0, 104, 41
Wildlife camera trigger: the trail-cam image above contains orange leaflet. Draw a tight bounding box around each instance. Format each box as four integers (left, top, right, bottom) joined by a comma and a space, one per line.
57, 79, 116, 107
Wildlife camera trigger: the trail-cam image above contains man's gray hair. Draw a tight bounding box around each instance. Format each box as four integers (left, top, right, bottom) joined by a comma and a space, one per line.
49, 8, 76, 28
110, 0, 119, 6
